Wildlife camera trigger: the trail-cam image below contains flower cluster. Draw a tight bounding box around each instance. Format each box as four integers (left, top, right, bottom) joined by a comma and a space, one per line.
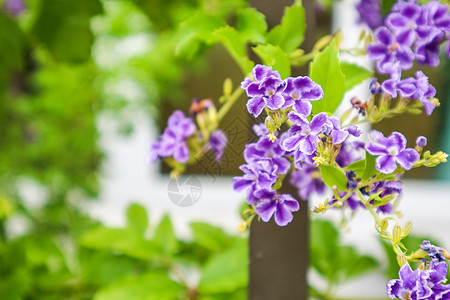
356, 0, 383, 30
241, 64, 324, 118
366, 0, 449, 115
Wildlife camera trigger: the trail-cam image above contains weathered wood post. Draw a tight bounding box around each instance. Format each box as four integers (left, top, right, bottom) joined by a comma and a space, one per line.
248, 1, 316, 299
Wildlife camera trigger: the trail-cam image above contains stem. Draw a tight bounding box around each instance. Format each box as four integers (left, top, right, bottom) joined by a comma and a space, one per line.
217, 87, 244, 123
0, 219, 6, 242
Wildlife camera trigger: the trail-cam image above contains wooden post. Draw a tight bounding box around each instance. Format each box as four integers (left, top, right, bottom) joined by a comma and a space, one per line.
248, 0, 316, 299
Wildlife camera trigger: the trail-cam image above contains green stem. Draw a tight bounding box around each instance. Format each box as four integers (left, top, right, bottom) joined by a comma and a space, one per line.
217, 87, 244, 123
0, 219, 5, 242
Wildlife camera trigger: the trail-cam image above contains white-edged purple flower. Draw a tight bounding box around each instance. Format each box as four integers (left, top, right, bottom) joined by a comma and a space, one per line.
244, 136, 291, 175
290, 164, 326, 200
421, 240, 447, 264
386, 263, 433, 299
254, 189, 300, 226
385, 2, 431, 42
149, 110, 196, 164
282, 112, 329, 155
336, 141, 365, 167
366, 130, 420, 174
280, 76, 324, 116
241, 65, 285, 117
206, 130, 227, 162
367, 26, 415, 75
232, 162, 278, 205
356, 0, 383, 30
410, 71, 437, 115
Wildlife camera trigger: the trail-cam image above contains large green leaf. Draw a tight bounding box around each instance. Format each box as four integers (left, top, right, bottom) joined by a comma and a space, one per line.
236, 8, 267, 44
154, 214, 178, 255
309, 40, 346, 114
362, 154, 377, 180
175, 12, 224, 59
213, 26, 253, 74
94, 271, 184, 300
340, 62, 373, 91
190, 222, 234, 252
126, 203, 148, 236
319, 164, 347, 191
198, 239, 248, 294
267, 4, 306, 53
253, 44, 290, 78
31, 0, 103, 63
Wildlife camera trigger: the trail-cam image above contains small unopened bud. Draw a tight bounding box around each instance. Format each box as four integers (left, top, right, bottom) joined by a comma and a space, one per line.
238, 222, 247, 233
223, 78, 233, 97
380, 218, 388, 233
265, 116, 278, 133
401, 221, 412, 239
436, 151, 448, 162
393, 224, 401, 244
379, 194, 396, 205
416, 136, 427, 148
369, 79, 382, 94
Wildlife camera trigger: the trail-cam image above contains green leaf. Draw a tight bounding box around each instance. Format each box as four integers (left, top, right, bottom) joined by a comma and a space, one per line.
175, 12, 224, 59
94, 271, 184, 300
362, 154, 377, 180
213, 26, 254, 74
340, 62, 373, 91
253, 44, 290, 78
154, 214, 178, 255
31, 0, 103, 63
190, 222, 234, 252
309, 40, 346, 114
198, 239, 248, 294
267, 4, 306, 53
310, 220, 340, 280
319, 164, 347, 191
236, 8, 267, 44
338, 246, 378, 280
343, 159, 365, 177
0, 14, 26, 70
126, 203, 148, 235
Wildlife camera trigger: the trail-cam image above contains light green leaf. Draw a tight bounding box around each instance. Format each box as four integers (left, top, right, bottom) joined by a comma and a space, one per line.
198, 239, 248, 294
154, 214, 178, 255
362, 154, 377, 180
236, 8, 267, 44
213, 26, 254, 74
340, 62, 373, 91
190, 222, 234, 252
319, 164, 347, 191
253, 44, 290, 78
338, 246, 378, 280
126, 203, 148, 235
94, 271, 184, 300
267, 4, 306, 53
175, 12, 224, 59
343, 159, 365, 177
310, 40, 346, 114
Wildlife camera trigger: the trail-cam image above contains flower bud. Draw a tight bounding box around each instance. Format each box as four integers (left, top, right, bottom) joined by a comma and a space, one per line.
415, 136, 427, 148
223, 78, 233, 97
238, 222, 247, 233
393, 224, 401, 244
397, 255, 408, 267
265, 116, 278, 134
369, 79, 382, 94
380, 218, 388, 233
400, 221, 412, 239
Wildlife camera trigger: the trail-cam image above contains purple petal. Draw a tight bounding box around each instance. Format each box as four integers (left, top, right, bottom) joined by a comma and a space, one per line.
375, 27, 394, 45
332, 130, 349, 144
282, 132, 303, 151
232, 176, 254, 192
288, 112, 309, 125
366, 141, 388, 155
274, 202, 294, 226
293, 100, 312, 116
300, 135, 317, 155
173, 142, 190, 163
396, 148, 419, 170
310, 112, 329, 133
389, 132, 407, 151
376, 155, 397, 174
255, 200, 277, 222
247, 97, 265, 117
265, 93, 285, 110
255, 188, 277, 201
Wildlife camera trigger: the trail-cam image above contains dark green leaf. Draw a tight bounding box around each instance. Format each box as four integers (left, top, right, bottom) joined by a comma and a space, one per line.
236, 8, 267, 44
267, 4, 306, 53
310, 40, 346, 114
198, 239, 248, 294
310, 220, 340, 280
0, 14, 26, 70
154, 214, 178, 255
213, 26, 253, 74
94, 271, 184, 300
253, 44, 290, 78
126, 203, 148, 235
319, 164, 347, 191
340, 62, 373, 91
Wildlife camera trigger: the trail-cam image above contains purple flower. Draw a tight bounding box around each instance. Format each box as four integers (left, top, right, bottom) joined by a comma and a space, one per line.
421, 241, 447, 264
366, 130, 420, 174
242, 65, 285, 117
3, 0, 25, 15
149, 110, 196, 163
369, 79, 383, 94
367, 26, 415, 75
410, 71, 437, 115
329, 192, 364, 210
414, 30, 444, 67
356, 0, 383, 30
244, 136, 291, 175
416, 136, 427, 148
290, 164, 326, 200
387, 263, 433, 299
232, 162, 278, 204
370, 180, 403, 214
336, 141, 365, 167
425, 1, 450, 32
282, 112, 329, 155
254, 189, 300, 226
281, 76, 324, 115
206, 130, 227, 162
385, 2, 431, 41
